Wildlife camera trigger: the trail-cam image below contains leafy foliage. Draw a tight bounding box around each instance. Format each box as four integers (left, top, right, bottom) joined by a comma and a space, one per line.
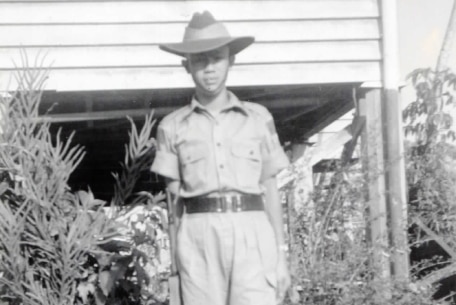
403, 69, 456, 303
404, 69, 456, 231
282, 68, 456, 304
111, 114, 157, 207
0, 67, 118, 305
0, 64, 168, 305
80, 112, 170, 305
284, 161, 445, 305
403, 68, 456, 144
407, 141, 456, 235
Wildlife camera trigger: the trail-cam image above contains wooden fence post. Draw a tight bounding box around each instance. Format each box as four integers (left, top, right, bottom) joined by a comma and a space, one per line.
358, 89, 392, 285
381, 0, 410, 281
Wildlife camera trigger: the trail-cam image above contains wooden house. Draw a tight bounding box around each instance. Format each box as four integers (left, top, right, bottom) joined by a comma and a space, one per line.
0, 0, 409, 280
0, 0, 384, 187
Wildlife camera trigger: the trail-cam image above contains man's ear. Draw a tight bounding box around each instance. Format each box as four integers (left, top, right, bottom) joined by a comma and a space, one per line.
182, 59, 190, 73
229, 55, 235, 67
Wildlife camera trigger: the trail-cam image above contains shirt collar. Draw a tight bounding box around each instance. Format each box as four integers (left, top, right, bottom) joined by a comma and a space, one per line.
180, 91, 249, 122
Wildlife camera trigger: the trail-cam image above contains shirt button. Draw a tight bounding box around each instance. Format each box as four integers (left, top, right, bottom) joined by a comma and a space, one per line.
217, 142, 221, 147
219, 164, 224, 169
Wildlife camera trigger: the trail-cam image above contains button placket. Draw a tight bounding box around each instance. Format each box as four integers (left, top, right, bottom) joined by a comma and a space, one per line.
213, 120, 227, 185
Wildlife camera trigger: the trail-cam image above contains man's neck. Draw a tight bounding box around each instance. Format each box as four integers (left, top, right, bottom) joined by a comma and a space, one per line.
195, 88, 230, 112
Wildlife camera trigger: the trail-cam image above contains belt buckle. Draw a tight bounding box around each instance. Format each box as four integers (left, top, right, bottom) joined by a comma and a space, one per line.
216, 194, 243, 212
224, 196, 233, 212
215, 196, 232, 212
233, 194, 243, 212
215, 197, 224, 213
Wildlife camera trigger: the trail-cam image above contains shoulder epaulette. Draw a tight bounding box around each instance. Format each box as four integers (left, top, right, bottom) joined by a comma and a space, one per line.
242, 101, 272, 121
159, 104, 192, 126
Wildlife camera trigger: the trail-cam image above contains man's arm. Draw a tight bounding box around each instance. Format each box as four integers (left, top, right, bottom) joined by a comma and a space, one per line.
165, 178, 182, 221
166, 179, 180, 196
263, 176, 291, 303
263, 176, 286, 250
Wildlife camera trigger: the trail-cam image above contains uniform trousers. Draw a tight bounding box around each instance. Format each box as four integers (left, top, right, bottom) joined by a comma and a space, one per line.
176, 210, 278, 305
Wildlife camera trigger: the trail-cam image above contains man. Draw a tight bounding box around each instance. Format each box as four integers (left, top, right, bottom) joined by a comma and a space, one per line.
151, 11, 291, 305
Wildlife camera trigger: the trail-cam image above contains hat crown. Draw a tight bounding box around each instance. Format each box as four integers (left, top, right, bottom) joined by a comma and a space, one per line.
183, 11, 230, 42
158, 11, 254, 56
188, 11, 218, 29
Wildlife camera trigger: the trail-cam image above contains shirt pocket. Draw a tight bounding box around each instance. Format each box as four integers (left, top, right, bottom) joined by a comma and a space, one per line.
179, 144, 207, 189
231, 142, 262, 187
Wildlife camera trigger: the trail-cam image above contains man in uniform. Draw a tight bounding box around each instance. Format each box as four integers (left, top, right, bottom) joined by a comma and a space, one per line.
151, 11, 291, 305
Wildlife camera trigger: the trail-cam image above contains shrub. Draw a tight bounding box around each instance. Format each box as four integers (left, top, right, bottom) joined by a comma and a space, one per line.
0, 66, 167, 305
281, 68, 456, 305
283, 157, 445, 304
404, 68, 456, 303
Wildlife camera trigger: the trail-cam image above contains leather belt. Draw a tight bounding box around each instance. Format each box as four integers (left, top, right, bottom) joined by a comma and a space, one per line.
183, 194, 264, 214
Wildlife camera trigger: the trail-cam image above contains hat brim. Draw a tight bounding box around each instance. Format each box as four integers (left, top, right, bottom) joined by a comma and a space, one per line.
159, 36, 254, 57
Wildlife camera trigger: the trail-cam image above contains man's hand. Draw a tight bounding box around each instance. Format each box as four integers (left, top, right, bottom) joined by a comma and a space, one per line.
276, 254, 291, 304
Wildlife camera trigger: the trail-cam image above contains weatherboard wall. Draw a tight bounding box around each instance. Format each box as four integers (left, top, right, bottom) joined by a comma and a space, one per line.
0, 0, 382, 92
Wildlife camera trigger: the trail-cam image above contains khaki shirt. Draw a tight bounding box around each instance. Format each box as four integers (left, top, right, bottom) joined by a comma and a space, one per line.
151, 91, 289, 198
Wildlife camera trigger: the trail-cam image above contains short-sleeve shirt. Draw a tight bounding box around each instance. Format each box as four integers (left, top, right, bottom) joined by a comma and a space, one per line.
151, 91, 289, 198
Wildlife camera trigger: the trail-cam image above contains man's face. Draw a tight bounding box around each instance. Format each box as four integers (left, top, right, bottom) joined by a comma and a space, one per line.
184, 46, 234, 97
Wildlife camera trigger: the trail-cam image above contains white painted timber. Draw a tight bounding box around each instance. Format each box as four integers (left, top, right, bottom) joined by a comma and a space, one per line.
0, 62, 381, 92
0, 0, 382, 91
0, 20, 379, 47
0, 41, 381, 69
0, 1, 379, 24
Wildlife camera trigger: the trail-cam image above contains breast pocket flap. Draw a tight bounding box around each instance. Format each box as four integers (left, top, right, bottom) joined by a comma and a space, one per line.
180, 146, 206, 165
231, 144, 260, 161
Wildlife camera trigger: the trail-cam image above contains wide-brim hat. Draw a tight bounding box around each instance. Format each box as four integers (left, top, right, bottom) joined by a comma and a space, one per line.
159, 11, 254, 57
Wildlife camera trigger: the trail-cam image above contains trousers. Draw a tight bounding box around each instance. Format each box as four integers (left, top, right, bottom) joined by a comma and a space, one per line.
176, 210, 278, 305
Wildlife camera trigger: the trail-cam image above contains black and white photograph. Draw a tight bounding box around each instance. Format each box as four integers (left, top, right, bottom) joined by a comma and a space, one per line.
0, 0, 455, 304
